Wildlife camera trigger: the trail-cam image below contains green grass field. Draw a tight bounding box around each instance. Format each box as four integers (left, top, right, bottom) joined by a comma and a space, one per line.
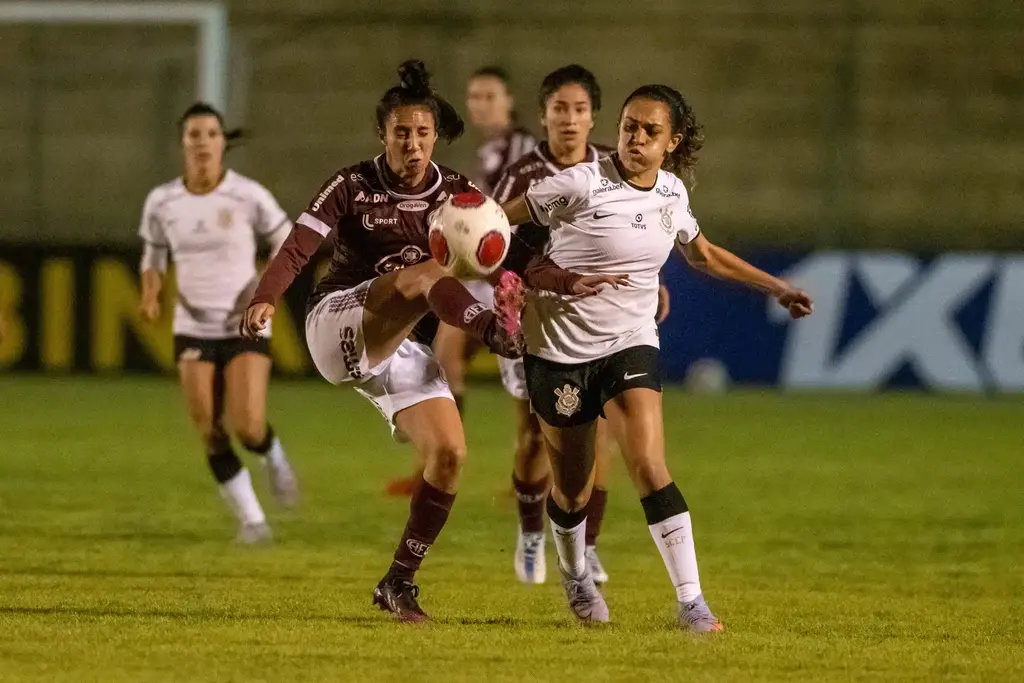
0, 377, 1021, 682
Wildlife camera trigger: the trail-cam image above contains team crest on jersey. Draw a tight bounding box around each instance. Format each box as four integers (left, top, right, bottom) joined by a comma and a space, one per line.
659, 207, 674, 233
217, 208, 233, 229
554, 384, 582, 417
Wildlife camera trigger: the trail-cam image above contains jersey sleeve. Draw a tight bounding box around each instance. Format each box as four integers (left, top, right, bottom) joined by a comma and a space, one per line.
673, 195, 701, 245
492, 166, 530, 206
524, 166, 590, 228
137, 189, 167, 247
250, 170, 349, 307
250, 181, 291, 237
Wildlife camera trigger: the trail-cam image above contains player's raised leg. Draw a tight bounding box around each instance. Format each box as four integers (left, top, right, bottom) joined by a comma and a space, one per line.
223, 350, 298, 507
536, 415, 609, 623
603, 387, 722, 632
371, 395, 466, 623
178, 353, 269, 543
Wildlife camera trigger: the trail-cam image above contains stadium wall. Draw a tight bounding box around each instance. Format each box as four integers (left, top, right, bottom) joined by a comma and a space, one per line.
2, 244, 1021, 392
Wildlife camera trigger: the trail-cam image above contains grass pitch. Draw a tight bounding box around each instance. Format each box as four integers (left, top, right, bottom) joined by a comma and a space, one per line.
0, 377, 1021, 682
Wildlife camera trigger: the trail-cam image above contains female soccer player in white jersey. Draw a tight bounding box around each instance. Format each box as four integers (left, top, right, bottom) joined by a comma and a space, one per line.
501, 84, 813, 632
239, 61, 540, 624
489, 65, 620, 586
137, 103, 299, 544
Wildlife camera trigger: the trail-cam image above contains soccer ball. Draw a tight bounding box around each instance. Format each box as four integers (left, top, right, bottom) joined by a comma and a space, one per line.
428, 192, 511, 278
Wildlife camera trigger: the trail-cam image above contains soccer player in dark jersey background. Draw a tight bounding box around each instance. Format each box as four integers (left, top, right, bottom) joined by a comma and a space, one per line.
492, 65, 622, 585
241, 60, 529, 623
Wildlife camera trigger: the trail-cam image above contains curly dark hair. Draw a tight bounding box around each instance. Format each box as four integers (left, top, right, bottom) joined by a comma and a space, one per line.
620, 85, 704, 186
375, 60, 464, 143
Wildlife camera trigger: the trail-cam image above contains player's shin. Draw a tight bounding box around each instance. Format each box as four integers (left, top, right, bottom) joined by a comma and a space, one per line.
208, 447, 266, 526
546, 495, 588, 578
642, 482, 702, 602
387, 479, 456, 581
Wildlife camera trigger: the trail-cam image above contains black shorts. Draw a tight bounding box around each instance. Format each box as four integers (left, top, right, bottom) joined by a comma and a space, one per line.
524, 345, 662, 427
173, 335, 270, 368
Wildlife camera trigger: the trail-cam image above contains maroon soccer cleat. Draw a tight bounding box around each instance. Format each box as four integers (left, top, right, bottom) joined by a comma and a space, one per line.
372, 576, 429, 624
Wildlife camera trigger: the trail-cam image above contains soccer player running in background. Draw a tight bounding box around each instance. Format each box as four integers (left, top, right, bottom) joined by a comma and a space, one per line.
385, 66, 536, 497
501, 85, 813, 631
137, 103, 299, 544
491, 65, 623, 586
240, 61, 527, 623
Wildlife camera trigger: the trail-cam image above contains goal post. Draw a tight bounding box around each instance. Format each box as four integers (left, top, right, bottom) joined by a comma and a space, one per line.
0, 1, 229, 111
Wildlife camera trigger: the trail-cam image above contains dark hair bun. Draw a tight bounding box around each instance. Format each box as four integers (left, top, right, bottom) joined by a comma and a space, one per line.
398, 60, 431, 96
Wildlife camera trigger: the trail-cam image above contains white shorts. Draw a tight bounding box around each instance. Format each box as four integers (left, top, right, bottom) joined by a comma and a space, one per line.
305, 282, 453, 441
461, 278, 494, 307
498, 356, 528, 401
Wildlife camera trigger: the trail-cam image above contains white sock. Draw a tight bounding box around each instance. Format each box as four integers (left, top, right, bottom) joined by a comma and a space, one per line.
265, 437, 286, 467
648, 511, 702, 603
219, 468, 266, 525
550, 517, 588, 578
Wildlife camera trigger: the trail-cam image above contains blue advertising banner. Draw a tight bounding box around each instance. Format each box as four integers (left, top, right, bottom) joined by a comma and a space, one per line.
2, 244, 1021, 391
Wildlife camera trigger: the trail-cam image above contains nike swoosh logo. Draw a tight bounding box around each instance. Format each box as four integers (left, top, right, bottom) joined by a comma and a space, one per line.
593, 211, 613, 220
661, 526, 684, 538
623, 372, 648, 380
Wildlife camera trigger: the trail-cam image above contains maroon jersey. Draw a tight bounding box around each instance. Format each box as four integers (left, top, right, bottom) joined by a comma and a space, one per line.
250, 155, 476, 313
474, 126, 536, 195
492, 141, 612, 275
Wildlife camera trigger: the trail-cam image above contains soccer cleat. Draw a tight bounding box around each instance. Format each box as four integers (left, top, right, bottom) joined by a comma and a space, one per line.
514, 529, 547, 584
236, 521, 272, 545
487, 271, 525, 359
678, 593, 724, 633
372, 576, 429, 624
264, 444, 299, 508
558, 564, 609, 624
585, 546, 609, 585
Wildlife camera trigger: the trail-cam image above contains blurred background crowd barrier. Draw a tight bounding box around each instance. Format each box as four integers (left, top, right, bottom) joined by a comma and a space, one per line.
1, 1, 1021, 389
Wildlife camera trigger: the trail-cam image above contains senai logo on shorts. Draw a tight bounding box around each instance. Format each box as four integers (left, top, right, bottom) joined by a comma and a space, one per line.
339, 327, 362, 380
554, 384, 581, 417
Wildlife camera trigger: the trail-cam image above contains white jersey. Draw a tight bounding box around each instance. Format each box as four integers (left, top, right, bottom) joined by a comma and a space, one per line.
523, 157, 700, 363
138, 170, 291, 339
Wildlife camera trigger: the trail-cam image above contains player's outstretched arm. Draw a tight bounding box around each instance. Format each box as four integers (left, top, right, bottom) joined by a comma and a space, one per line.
500, 196, 532, 227
241, 224, 323, 338
679, 234, 813, 319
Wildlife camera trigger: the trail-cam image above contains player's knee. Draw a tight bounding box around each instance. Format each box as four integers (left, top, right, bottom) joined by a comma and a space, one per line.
187, 406, 216, 440
232, 417, 266, 449
425, 440, 466, 480
394, 261, 442, 301
630, 456, 670, 491
514, 429, 544, 462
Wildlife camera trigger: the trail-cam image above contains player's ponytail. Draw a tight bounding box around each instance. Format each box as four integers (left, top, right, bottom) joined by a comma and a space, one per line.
620, 85, 704, 187
376, 60, 465, 143
177, 102, 246, 150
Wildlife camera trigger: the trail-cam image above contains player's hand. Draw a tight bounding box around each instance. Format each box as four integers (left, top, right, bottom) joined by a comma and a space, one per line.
572, 274, 630, 297
656, 284, 671, 323
241, 303, 275, 338
778, 288, 813, 319
138, 298, 161, 322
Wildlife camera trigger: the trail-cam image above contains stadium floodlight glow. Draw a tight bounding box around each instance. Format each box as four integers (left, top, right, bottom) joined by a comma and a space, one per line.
0, 1, 229, 111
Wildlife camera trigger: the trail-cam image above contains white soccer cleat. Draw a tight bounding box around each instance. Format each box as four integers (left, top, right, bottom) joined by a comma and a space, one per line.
264, 441, 299, 508
585, 546, 609, 585
236, 521, 273, 545
514, 529, 547, 584
678, 593, 724, 633
558, 564, 609, 624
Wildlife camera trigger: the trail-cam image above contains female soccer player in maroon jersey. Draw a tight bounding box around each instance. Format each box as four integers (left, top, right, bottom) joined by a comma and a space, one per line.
501, 84, 813, 632
240, 61, 530, 623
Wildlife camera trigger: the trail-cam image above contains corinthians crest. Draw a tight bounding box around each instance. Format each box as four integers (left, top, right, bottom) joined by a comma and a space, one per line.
659, 206, 674, 234
554, 383, 582, 417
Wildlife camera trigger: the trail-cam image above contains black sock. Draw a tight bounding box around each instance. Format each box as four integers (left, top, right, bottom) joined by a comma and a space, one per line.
243, 424, 275, 455
207, 448, 243, 484
546, 494, 587, 529
640, 482, 689, 525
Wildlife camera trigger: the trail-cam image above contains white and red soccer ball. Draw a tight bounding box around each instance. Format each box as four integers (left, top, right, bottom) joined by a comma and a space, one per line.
428, 192, 510, 278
